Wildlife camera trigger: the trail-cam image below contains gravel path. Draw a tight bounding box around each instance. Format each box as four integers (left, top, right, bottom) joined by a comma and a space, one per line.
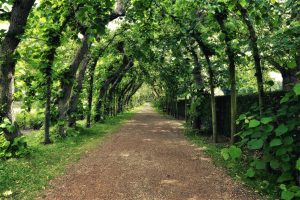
39, 104, 259, 200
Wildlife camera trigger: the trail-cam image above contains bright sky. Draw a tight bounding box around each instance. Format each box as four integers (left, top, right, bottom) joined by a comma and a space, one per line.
0, 22, 9, 30
269, 71, 282, 82
107, 18, 122, 31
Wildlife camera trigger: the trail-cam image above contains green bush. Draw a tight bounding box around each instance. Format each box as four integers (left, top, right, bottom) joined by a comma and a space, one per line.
15, 112, 28, 129
28, 113, 44, 130
222, 84, 300, 200
16, 110, 44, 130
0, 134, 10, 158
0, 119, 29, 159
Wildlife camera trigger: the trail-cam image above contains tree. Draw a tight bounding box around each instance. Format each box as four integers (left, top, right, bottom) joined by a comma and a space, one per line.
236, 2, 264, 115
57, 0, 126, 136
215, 9, 237, 144
0, 0, 35, 141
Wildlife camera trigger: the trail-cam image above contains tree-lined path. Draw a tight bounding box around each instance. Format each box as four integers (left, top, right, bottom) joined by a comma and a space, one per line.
40, 104, 258, 200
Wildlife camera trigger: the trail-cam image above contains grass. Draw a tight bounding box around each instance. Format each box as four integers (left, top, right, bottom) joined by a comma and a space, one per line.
0, 111, 134, 200
184, 126, 279, 200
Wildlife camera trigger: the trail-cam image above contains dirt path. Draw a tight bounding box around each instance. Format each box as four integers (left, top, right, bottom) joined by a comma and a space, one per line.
39, 104, 259, 200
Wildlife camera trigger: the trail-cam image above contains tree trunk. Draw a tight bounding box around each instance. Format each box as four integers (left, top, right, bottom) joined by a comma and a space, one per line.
238, 4, 264, 115
86, 58, 97, 128
68, 55, 91, 127
118, 80, 135, 113
44, 67, 52, 144
104, 94, 110, 118
94, 82, 109, 122
106, 89, 114, 117
193, 34, 218, 143
216, 12, 237, 144
206, 58, 218, 143
43, 9, 73, 144
85, 33, 120, 127
94, 58, 133, 122
58, 34, 89, 137
295, 46, 300, 85
282, 70, 299, 90
189, 48, 205, 130
44, 51, 56, 144
125, 83, 142, 105
114, 95, 118, 116
266, 57, 298, 90
105, 59, 133, 117
0, 0, 35, 141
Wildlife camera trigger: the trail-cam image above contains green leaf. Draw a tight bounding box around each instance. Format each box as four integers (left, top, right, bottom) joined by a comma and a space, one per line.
283, 136, 293, 145
296, 158, 300, 171
275, 124, 288, 136
281, 162, 291, 172
261, 117, 273, 124
277, 172, 293, 183
228, 145, 242, 159
287, 60, 297, 69
249, 119, 260, 128
293, 83, 300, 96
221, 148, 229, 160
239, 0, 248, 8
265, 125, 274, 133
246, 167, 255, 178
279, 184, 287, 190
248, 139, 264, 150
238, 114, 246, 120
281, 190, 295, 200
270, 138, 282, 147
296, 190, 300, 198
270, 159, 280, 169
276, 147, 287, 156
228, 2, 236, 11
254, 160, 266, 170
280, 95, 290, 104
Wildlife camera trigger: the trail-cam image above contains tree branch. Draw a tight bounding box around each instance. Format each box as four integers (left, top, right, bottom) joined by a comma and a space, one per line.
264, 56, 287, 74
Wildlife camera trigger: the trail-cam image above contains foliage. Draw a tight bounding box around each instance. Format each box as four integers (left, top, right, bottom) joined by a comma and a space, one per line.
222, 83, 300, 199
0, 119, 28, 159
16, 110, 44, 130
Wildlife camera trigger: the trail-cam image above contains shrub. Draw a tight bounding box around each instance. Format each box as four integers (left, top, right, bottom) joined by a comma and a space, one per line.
15, 110, 44, 130
15, 111, 28, 129
0, 119, 29, 159
28, 112, 44, 130
222, 84, 300, 200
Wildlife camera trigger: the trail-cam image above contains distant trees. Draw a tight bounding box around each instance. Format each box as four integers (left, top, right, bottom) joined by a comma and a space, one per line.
0, 0, 143, 145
